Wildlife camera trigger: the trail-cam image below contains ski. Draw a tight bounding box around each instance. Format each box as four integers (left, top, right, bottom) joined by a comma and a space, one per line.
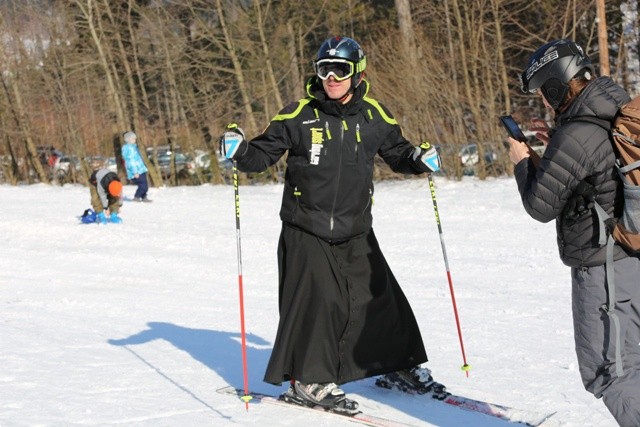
440, 393, 554, 426
217, 385, 555, 426
374, 385, 555, 427
217, 385, 416, 427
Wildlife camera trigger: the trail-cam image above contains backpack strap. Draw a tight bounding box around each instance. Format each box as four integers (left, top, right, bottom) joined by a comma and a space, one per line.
617, 159, 640, 175
603, 233, 624, 377
593, 202, 610, 246
593, 201, 624, 377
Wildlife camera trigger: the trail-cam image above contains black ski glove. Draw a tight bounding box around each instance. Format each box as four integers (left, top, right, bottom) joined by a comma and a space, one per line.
564, 180, 596, 220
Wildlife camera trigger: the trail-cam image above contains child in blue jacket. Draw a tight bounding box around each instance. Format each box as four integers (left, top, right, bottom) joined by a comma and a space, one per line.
121, 131, 151, 202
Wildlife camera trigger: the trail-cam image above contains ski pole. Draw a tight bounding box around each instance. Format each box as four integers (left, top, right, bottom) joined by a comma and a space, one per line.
427, 173, 471, 377
232, 160, 252, 409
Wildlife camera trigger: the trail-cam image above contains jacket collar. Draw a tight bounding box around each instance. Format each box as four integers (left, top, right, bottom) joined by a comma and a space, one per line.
306, 77, 369, 117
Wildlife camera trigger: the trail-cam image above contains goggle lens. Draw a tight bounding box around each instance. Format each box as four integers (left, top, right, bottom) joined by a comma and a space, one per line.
315, 59, 354, 81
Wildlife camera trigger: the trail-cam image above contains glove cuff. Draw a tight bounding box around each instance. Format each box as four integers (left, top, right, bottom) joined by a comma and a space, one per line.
237, 139, 248, 159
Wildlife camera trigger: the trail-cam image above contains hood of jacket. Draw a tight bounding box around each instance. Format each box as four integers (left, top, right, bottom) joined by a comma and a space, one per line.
558, 76, 630, 126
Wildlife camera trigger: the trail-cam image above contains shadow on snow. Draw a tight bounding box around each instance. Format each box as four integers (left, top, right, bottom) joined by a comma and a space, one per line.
108, 322, 282, 403
108, 321, 511, 426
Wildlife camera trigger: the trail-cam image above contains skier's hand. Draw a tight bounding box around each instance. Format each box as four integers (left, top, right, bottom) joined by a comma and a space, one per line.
412, 141, 441, 173
529, 118, 550, 146
508, 137, 530, 164
220, 123, 247, 160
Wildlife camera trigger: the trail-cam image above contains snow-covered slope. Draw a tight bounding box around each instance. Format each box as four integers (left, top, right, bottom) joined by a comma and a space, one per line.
0, 177, 617, 426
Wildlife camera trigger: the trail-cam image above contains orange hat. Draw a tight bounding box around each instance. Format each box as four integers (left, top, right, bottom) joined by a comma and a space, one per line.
108, 180, 123, 197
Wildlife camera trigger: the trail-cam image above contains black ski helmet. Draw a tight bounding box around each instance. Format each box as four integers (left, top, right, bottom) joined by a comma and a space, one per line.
520, 39, 595, 110
314, 36, 366, 89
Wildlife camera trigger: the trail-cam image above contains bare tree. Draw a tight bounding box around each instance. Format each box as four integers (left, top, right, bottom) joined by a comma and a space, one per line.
0, 0, 635, 185
596, 0, 611, 75
395, 0, 417, 69
0, 7, 50, 183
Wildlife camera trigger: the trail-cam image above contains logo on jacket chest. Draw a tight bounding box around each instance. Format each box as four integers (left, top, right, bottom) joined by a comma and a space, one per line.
309, 127, 324, 165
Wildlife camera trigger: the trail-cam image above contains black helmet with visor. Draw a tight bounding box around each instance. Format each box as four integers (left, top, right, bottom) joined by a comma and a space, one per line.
520, 39, 594, 110
314, 36, 366, 90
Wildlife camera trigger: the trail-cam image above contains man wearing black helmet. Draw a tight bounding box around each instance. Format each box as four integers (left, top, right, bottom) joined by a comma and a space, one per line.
508, 39, 640, 426
221, 36, 445, 413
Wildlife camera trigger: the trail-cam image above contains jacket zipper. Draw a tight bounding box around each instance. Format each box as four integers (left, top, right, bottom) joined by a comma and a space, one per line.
355, 123, 361, 159
329, 119, 345, 239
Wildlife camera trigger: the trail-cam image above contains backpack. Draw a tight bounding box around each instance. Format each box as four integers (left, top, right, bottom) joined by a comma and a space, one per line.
577, 96, 640, 253
575, 96, 640, 379
606, 97, 640, 252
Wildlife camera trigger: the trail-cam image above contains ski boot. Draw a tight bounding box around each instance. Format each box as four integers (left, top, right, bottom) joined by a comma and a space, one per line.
280, 381, 360, 415
375, 366, 450, 400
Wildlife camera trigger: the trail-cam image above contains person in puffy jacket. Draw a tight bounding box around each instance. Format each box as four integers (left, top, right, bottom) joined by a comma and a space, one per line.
508, 39, 640, 426
220, 36, 445, 412
121, 131, 151, 202
89, 168, 123, 224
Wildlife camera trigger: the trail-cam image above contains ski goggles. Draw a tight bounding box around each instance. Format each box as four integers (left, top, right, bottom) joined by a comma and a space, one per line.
314, 59, 355, 81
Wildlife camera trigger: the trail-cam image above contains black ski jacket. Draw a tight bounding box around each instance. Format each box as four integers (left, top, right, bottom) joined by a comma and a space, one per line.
514, 76, 630, 267
236, 78, 426, 243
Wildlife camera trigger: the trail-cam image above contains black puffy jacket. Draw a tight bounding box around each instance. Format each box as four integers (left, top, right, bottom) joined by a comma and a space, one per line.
514, 76, 630, 267
236, 78, 426, 243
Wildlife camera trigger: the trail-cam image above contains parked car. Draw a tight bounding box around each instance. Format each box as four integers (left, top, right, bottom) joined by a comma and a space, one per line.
458, 143, 502, 176
105, 157, 119, 173
84, 155, 107, 170
36, 145, 62, 169
193, 150, 232, 172
145, 145, 192, 178
53, 155, 81, 180
155, 152, 194, 178
218, 155, 232, 171
458, 143, 497, 168
193, 150, 211, 171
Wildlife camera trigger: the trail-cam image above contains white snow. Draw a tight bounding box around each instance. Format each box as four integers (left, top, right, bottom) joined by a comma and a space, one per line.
0, 177, 618, 426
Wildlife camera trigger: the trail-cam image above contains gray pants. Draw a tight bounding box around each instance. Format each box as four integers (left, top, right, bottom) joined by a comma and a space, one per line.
572, 256, 640, 427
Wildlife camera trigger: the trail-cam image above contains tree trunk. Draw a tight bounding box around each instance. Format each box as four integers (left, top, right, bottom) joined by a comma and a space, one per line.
491, 0, 511, 114
596, 0, 610, 76
0, 70, 49, 183
76, 0, 128, 130
395, 0, 417, 68
214, 0, 258, 133
255, 0, 284, 112
1, 114, 19, 184
287, 22, 303, 100
100, 0, 141, 129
